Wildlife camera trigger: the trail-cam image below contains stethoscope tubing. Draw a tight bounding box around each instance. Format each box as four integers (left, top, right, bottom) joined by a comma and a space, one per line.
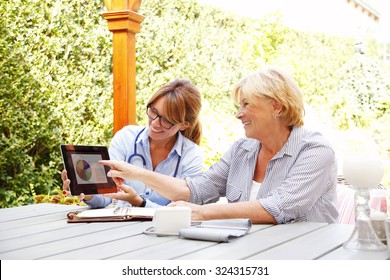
127, 127, 181, 177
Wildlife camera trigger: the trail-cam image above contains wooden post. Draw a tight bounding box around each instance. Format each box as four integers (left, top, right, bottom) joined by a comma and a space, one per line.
102, 0, 144, 133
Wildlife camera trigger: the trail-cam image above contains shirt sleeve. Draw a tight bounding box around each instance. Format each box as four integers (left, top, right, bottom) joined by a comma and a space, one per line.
144, 199, 164, 208
83, 194, 113, 209
186, 141, 237, 204
180, 144, 204, 178
259, 142, 336, 224
108, 126, 135, 161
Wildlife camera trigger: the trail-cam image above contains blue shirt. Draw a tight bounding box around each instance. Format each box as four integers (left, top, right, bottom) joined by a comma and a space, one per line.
186, 126, 339, 224
86, 125, 203, 208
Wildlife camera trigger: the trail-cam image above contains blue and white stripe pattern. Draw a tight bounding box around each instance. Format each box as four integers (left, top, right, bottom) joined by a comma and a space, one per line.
186, 126, 338, 224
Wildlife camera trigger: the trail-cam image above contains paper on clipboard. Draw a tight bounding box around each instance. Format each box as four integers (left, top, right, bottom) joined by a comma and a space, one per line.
67, 206, 155, 223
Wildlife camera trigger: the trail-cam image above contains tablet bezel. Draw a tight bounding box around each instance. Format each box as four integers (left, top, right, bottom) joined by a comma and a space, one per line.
60, 144, 116, 195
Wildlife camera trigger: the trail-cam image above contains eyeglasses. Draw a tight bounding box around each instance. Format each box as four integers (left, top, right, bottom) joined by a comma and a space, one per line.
146, 106, 175, 129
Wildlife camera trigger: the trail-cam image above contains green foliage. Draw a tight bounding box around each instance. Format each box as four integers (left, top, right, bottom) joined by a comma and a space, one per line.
333, 54, 389, 129
0, 0, 112, 207
136, 0, 262, 164
136, 0, 253, 120
332, 54, 390, 179
34, 188, 85, 205
271, 31, 355, 119
242, 12, 288, 66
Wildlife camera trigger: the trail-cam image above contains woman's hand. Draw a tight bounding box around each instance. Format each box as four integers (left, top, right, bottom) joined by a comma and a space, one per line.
61, 170, 71, 196
99, 160, 144, 180
61, 169, 92, 201
100, 159, 191, 202
168, 201, 204, 221
104, 179, 144, 206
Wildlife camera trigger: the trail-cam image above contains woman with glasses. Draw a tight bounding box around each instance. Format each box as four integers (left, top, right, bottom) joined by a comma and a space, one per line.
62, 78, 203, 208
100, 66, 339, 224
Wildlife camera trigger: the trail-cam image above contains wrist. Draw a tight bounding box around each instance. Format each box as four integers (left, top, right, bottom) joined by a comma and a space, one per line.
83, 195, 93, 201
134, 195, 146, 207
198, 204, 207, 220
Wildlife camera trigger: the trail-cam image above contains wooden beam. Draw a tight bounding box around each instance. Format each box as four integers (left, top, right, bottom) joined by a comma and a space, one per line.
103, 0, 144, 133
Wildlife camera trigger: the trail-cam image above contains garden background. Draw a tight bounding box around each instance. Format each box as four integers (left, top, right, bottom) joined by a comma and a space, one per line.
1, 0, 389, 208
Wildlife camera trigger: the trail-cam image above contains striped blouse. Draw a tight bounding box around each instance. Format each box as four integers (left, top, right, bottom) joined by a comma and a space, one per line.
186, 126, 339, 224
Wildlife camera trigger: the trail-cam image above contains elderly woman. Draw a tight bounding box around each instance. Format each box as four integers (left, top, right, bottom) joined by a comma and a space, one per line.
101, 66, 339, 224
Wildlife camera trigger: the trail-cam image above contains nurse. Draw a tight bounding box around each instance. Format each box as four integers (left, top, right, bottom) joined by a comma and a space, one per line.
62, 78, 203, 208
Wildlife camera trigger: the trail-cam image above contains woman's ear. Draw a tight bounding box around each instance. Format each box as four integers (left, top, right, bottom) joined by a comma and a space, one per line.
272, 100, 283, 115
179, 121, 192, 131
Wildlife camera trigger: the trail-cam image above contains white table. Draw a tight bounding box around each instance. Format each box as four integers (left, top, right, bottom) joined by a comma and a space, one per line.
0, 203, 388, 260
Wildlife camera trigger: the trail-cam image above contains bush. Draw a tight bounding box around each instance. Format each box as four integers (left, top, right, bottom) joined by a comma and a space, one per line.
34, 188, 85, 205
333, 54, 389, 129
0, 0, 112, 207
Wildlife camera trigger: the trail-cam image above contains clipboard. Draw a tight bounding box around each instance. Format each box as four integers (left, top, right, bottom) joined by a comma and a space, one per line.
67, 206, 155, 223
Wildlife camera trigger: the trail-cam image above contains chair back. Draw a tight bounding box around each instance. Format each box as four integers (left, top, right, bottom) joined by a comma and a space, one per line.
336, 184, 355, 224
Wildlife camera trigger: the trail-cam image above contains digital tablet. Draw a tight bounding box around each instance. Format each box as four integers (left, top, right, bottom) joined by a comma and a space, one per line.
60, 144, 116, 195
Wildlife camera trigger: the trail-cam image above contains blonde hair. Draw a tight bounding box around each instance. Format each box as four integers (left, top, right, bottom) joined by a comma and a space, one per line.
147, 78, 202, 145
233, 66, 305, 126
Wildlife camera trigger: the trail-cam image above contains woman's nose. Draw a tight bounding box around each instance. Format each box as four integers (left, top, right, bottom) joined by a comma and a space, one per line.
236, 110, 243, 119
150, 117, 161, 127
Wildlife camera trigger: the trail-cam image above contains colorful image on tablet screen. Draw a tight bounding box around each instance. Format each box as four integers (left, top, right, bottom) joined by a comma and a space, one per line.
76, 159, 92, 181
71, 154, 108, 185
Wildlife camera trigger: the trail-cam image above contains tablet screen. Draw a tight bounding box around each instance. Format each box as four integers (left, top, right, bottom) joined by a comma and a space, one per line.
60, 145, 116, 195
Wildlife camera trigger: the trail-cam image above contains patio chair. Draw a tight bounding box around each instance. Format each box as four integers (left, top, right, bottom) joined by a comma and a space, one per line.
336, 183, 355, 224
336, 176, 388, 224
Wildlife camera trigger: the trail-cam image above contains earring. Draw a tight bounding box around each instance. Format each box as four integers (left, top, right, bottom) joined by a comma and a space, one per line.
272, 112, 277, 119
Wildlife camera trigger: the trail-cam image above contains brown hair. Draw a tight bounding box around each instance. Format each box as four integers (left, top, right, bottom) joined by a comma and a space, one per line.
147, 78, 202, 145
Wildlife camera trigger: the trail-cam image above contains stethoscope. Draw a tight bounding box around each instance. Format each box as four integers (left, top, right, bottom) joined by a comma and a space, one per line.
127, 127, 181, 178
